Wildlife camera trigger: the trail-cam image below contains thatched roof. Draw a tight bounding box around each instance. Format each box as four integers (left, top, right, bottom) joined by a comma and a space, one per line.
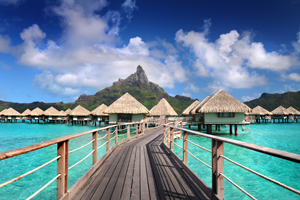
2, 107, 21, 116
91, 104, 108, 116
69, 105, 91, 116
22, 109, 31, 116
65, 108, 72, 115
104, 93, 149, 114
44, 107, 63, 116
149, 98, 178, 116
30, 107, 44, 116
198, 89, 251, 113
250, 105, 272, 115
0, 109, 7, 115
191, 96, 211, 114
286, 106, 300, 115
182, 100, 200, 115
271, 106, 289, 115
59, 110, 66, 116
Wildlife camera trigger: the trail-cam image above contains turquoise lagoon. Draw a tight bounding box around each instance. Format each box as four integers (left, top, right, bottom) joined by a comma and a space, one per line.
0, 122, 299, 199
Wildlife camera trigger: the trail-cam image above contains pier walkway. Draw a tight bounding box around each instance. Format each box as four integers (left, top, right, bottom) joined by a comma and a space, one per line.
72, 127, 217, 200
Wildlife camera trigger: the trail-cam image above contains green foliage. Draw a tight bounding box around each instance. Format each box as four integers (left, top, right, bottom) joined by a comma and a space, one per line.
245, 91, 300, 111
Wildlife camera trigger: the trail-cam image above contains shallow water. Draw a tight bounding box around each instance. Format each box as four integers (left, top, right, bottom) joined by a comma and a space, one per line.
174, 123, 300, 200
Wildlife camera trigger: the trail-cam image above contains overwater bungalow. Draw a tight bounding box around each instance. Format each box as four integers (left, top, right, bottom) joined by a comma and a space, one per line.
43, 107, 64, 124
65, 108, 72, 115
149, 98, 177, 122
104, 93, 149, 125
21, 109, 31, 122
189, 96, 211, 130
91, 104, 109, 126
0, 109, 7, 122
271, 106, 289, 123
30, 107, 45, 123
68, 105, 91, 125
286, 106, 300, 122
194, 89, 251, 135
247, 105, 272, 123
2, 107, 21, 123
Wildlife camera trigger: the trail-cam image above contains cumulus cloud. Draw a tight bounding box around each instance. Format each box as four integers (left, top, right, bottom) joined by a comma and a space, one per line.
182, 92, 192, 98
0, 34, 11, 52
286, 73, 300, 82
184, 82, 200, 93
175, 21, 299, 91
241, 92, 261, 102
122, 0, 138, 20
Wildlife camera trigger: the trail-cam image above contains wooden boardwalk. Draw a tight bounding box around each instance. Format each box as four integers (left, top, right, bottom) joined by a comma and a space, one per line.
72, 127, 218, 200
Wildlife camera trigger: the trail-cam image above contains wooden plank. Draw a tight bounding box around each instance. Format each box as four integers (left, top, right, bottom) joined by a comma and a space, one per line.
99, 146, 131, 200
90, 146, 128, 200
144, 145, 159, 200
131, 146, 141, 200
110, 146, 134, 200
121, 146, 137, 199
140, 146, 150, 200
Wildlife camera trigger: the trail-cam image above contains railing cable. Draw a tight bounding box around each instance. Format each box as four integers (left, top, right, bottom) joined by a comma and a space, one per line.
0, 155, 61, 188
186, 150, 212, 169
97, 141, 108, 150
187, 139, 212, 153
69, 150, 95, 170
69, 139, 95, 154
220, 155, 300, 195
97, 134, 107, 140
220, 173, 256, 200
173, 142, 183, 150
26, 174, 61, 200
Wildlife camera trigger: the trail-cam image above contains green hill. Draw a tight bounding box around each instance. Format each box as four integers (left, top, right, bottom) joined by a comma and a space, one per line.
0, 66, 194, 115
244, 91, 300, 111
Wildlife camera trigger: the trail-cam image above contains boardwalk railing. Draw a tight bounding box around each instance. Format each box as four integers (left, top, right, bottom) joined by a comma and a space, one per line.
164, 122, 300, 200
0, 122, 146, 200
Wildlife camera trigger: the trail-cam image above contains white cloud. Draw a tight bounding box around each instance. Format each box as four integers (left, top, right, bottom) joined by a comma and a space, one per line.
293, 31, 300, 53
283, 83, 300, 92
121, 0, 138, 20
241, 92, 261, 102
0, 61, 11, 70
182, 92, 192, 98
184, 83, 200, 93
0, 34, 11, 52
287, 73, 300, 82
175, 21, 299, 91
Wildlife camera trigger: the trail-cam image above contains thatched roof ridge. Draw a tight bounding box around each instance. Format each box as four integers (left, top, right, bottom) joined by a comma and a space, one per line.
191, 96, 211, 114
271, 106, 289, 115
149, 98, 178, 116
182, 100, 200, 115
44, 107, 63, 116
251, 105, 272, 115
31, 107, 44, 116
70, 105, 91, 116
91, 104, 108, 116
65, 108, 72, 115
59, 110, 67, 116
198, 89, 251, 113
286, 106, 300, 115
104, 93, 149, 114
3, 107, 21, 116
22, 109, 31, 116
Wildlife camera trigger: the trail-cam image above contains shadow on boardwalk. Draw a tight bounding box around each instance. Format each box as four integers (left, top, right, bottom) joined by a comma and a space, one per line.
72, 127, 219, 200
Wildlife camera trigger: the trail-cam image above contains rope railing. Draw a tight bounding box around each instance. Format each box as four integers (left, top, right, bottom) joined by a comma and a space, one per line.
186, 150, 212, 169
69, 139, 95, 154
26, 174, 61, 200
117, 133, 128, 137
220, 155, 300, 195
110, 135, 116, 141
0, 155, 61, 188
173, 142, 183, 150
69, 150, 95, 170
97, 134, 107, 140
186, 139, 212, 153
220, 173, 256, 200
97, 141, 108, 150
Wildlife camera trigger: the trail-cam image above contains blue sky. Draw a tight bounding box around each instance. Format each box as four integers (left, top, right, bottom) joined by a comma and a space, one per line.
0, 0, 300, 104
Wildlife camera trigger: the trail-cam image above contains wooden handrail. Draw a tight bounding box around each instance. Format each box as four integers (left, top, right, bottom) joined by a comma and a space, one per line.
164, 124, 300, 163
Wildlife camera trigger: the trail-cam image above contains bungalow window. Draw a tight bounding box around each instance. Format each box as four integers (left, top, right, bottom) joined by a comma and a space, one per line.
218, 113, 235, 118
118, 114, 132, 122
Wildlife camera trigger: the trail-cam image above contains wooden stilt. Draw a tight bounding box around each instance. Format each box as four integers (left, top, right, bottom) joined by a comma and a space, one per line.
230, 125, 232, 135
235, 124, 238, 135
219, 125, 221, 131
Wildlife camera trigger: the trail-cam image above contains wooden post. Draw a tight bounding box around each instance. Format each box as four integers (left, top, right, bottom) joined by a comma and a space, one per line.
212, 139, 224, 200
164, 126, 167, 144
235, 124, 238, 135
57, 140, 69, 199
183, 131, 188, 165
106, 128, 110, 152
230, 124, 232, 135
92, 131, 97, 165
142, 122, 145, 134
115, 126, 118, 146
219, 125, 221, 131
127, 124, 130, 139
136, 123, 139, 135
170, 127, 174, 151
